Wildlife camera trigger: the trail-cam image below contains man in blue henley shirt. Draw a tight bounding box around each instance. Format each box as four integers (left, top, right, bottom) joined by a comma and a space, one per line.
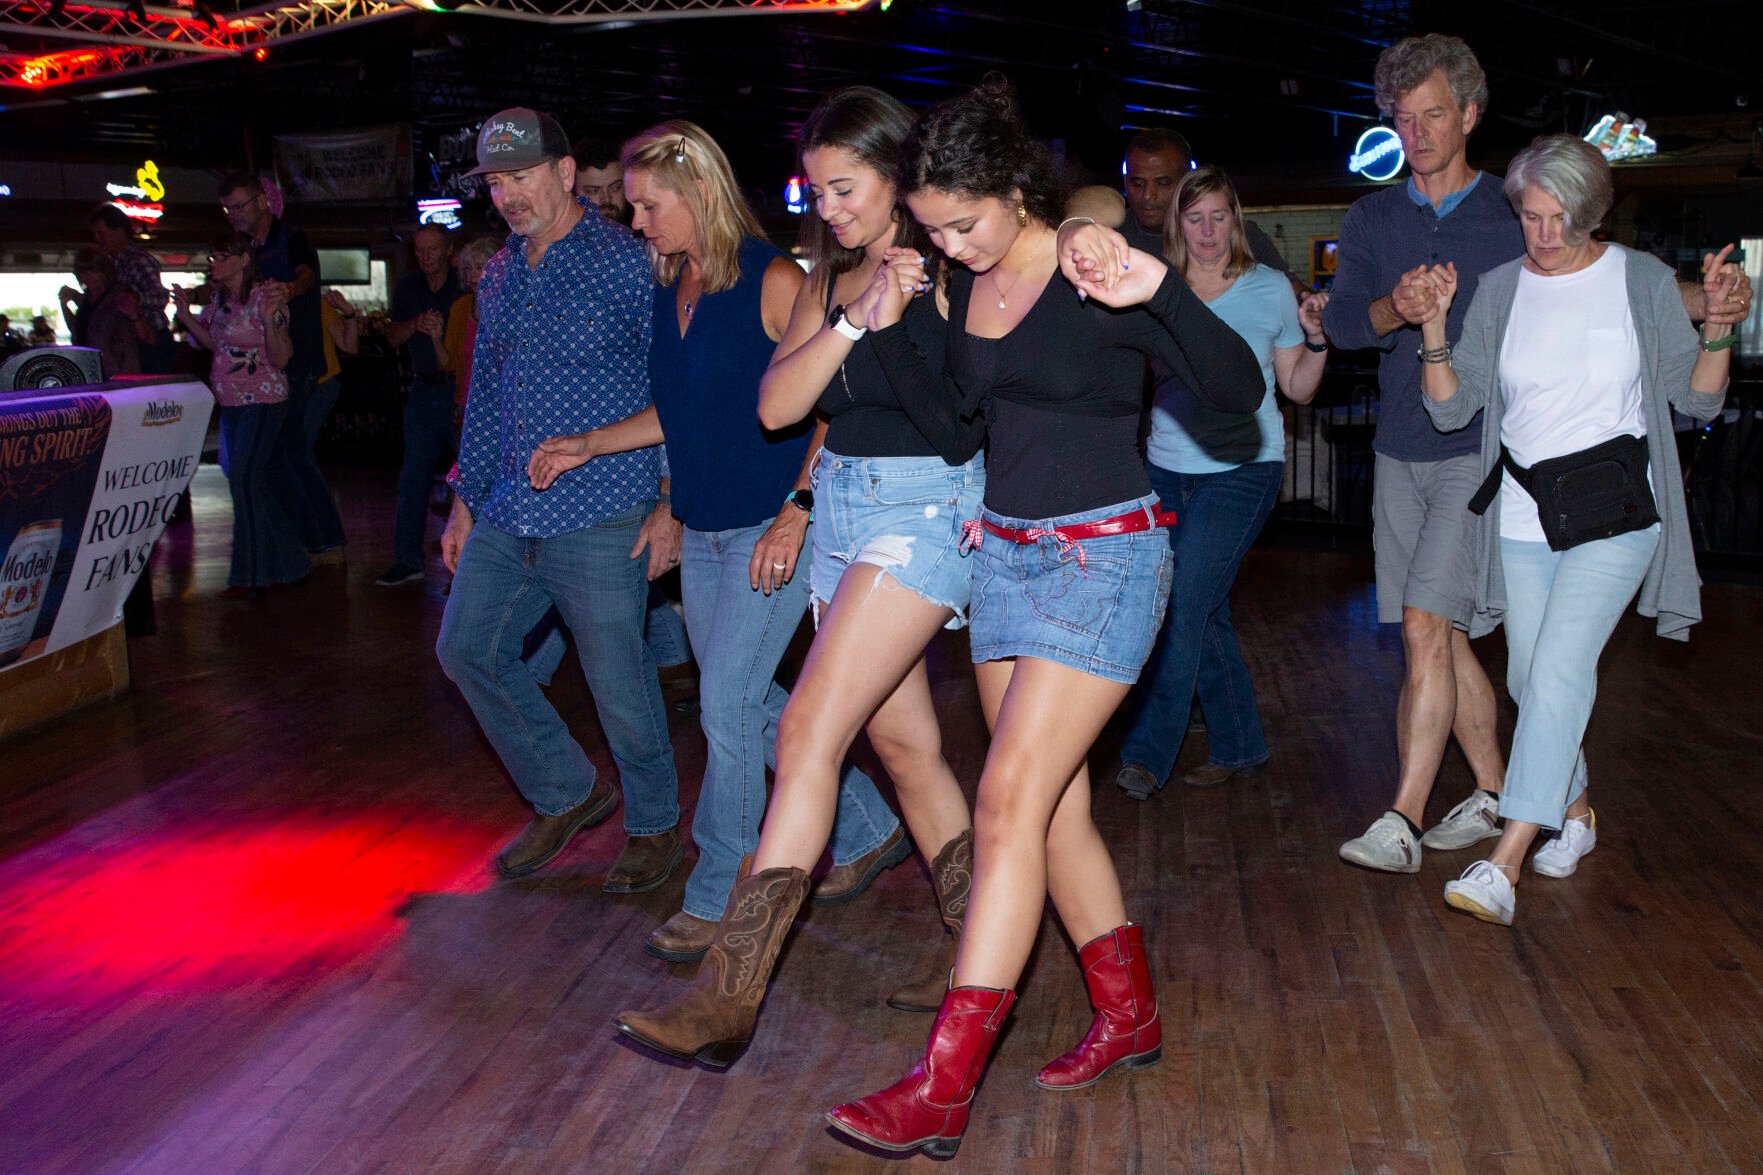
1326, 36, 1515, 874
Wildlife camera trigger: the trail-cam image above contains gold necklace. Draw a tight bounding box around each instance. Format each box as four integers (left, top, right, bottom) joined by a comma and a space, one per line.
986, 228, 1047, 310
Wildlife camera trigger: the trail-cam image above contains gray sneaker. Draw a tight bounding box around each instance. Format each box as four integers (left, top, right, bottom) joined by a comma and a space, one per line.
1421, 789, 1501, 850
1340, 811, 1422, 873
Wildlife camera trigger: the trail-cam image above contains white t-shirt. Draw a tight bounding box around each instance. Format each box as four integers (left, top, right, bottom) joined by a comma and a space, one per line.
1496, 246, 1646, 543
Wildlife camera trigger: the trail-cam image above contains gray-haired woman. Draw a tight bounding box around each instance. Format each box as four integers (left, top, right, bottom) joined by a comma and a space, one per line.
1414, 133, 1742, 926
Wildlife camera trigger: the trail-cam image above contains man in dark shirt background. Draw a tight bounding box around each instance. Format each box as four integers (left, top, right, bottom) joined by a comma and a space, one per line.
220, 172, 347, 567
379, 226, 461, 586
1069, 128, 1296, 281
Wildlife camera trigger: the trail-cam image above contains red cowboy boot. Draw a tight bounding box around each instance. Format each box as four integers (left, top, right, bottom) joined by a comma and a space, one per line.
1034, 922, 1161, 1089
826, 985, 1015, 1158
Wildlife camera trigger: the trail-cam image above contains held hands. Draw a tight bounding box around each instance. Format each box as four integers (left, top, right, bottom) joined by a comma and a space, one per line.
527, 432, 597, 491
1298, 291, 1330, 343
1700, 244, 1750, 327
1077, 248, 1168, 308
1390, 264, 1440, 325
1411, 262, 1458, 325
849, 248, 929, 332
1056, 221, 1130, 298
418, 309, 445, 342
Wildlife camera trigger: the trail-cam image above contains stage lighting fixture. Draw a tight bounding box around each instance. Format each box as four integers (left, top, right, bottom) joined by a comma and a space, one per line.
48, 0, 68, 17
125, 0, 148, 22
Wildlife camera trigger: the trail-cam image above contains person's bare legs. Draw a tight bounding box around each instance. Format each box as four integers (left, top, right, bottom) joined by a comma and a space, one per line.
954, 657, 1131, 990
754, 564, 967, 875
1390, 606, 1458, 827
1448, 628, 1506, 794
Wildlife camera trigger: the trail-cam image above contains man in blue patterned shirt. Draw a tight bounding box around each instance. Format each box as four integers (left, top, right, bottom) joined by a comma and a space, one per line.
436, 108, 684, 890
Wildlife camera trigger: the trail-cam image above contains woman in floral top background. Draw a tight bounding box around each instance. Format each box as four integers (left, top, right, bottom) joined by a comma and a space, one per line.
173, 230, 310, 596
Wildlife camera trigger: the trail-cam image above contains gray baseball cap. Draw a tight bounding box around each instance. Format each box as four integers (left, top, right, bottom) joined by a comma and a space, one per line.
466, 108, 571, 176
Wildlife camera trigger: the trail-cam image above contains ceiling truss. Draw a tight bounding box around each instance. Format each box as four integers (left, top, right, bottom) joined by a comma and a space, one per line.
0, 0, 874, 88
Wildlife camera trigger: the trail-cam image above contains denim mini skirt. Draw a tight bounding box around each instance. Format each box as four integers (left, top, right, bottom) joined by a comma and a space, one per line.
968, 493, 1174, 683
809, 448, 986, 629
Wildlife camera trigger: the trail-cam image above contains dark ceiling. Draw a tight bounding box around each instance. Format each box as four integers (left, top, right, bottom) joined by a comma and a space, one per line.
2, 0, 1759, 205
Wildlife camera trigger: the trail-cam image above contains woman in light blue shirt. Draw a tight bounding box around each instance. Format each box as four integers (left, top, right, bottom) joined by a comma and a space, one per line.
1117, 165, 1329, 797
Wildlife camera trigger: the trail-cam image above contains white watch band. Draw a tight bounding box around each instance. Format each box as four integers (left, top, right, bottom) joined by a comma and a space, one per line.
830, 316, 867, 342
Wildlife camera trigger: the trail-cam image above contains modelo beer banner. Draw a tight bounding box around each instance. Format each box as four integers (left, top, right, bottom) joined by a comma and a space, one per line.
0, 381, 212, 672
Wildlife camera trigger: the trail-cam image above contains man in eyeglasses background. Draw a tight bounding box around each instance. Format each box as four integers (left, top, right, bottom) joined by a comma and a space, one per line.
218, 172, 346, 569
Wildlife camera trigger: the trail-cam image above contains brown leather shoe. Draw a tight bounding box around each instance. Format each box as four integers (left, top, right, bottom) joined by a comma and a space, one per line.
644, 909, 717, 963
603, 828, 683, 894
493, 779, 617, 879
813, 825, 912, 906
1179, 760, 1268, 788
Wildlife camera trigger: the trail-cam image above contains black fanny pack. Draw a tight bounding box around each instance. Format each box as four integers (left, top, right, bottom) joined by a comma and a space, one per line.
1467, 433, 1658, 552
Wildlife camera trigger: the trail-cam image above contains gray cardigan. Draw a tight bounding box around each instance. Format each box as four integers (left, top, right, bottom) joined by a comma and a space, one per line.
1423, 245, 1727, 641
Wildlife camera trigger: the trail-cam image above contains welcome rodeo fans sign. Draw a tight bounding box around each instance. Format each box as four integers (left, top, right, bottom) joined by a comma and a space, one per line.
0, 381, 211, 673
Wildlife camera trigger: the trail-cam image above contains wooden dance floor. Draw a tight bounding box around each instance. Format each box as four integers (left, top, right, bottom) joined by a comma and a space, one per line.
4, 466, 1761, 1174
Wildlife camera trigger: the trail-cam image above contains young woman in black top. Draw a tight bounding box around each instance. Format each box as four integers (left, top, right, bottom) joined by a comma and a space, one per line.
823, 79, 1262, 1158
612, 87, 984, 1066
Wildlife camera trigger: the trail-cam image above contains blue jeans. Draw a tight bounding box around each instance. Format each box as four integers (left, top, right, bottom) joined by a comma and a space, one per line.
679, 520, 900, 921
273, 372, 346, 554
1497, 526, 1658, 830
219, 403, 311, 588
522, 587, 689, 687
435, 507, 679, 833
1120, 460, 1282, 780
395, 378, 456, 570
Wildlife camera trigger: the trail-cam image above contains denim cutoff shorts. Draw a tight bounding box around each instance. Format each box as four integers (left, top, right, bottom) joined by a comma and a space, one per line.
809, 448, 986, 630
968, 493, 1174, 683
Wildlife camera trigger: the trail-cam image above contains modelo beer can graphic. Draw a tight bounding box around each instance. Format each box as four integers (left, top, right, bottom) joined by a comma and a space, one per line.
0, 520, 62, 667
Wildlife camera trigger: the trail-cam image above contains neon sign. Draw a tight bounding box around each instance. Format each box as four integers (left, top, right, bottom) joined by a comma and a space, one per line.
783, 176, 807, 215
107, 159, 166, 224
417, 198, 463, 229
1348, 127, 1405, 182
1584, 115, 1658, 162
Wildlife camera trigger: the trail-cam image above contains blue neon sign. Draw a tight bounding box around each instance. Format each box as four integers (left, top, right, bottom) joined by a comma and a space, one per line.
1349, 126, 1405, 181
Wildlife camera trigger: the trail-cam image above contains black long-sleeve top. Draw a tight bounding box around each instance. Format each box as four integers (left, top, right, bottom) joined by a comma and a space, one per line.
869, 264, 1262, 519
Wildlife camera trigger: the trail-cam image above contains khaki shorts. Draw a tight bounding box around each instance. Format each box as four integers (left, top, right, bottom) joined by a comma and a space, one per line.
1372, 452, 1480, 627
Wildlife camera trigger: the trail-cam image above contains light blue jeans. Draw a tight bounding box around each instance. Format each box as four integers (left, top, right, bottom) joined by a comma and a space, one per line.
435, 506, 679, 834
679, 519, 900, 921
1497, 525, 1658, 830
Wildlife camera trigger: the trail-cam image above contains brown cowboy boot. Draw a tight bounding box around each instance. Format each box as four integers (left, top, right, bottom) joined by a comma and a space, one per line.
885, 829, 973, 1012
615, 856, 809, 1068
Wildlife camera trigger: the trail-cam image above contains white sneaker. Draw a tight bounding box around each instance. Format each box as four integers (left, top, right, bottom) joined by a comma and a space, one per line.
1444, 860, 1516, 925
1421, 789, 1502, 850
1533, 809, 1596, 878
1340, 811, 1422, 874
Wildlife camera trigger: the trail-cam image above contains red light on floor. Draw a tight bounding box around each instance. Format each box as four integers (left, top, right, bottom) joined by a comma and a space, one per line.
0, 812, 493, 1000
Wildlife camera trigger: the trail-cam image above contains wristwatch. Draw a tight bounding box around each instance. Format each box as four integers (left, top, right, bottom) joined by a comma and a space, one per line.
784, 488, 814, 515
828, 304, 867, 341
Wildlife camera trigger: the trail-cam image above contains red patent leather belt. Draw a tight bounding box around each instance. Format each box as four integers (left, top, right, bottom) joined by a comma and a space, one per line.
960, 504, 1177, 574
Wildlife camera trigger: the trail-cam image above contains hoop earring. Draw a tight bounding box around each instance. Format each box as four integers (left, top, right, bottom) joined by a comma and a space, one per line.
1016, 203, 1027, 226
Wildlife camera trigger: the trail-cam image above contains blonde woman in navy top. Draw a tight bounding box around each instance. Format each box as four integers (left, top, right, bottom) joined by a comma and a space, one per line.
611, 88, 987, 1069
527, 122, 904, 976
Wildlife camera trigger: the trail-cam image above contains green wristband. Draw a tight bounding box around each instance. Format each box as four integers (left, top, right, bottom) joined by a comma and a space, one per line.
1701, 332, 1737, 353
